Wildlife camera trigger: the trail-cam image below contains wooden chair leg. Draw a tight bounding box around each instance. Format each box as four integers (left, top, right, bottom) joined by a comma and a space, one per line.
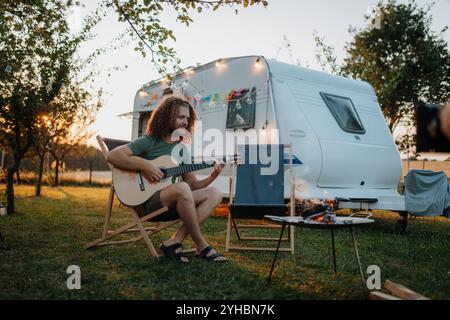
231, 216, 241, 240
131, 209, 159, 258
225, 213, 232, 252
102, 185, 115, 238
289, 225, 295, 254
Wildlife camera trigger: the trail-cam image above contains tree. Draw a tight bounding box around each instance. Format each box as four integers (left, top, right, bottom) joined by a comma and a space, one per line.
0, 0, 98, 214
33, 84, 102, 194
48, 91, 101, 187
342, 0, 450, 134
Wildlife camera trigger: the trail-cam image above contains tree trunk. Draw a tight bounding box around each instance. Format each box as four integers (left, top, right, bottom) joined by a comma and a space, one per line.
48, 153, 52, 174
6, 168, 15, 215
54, 160, 60, 187
89, 159, 93, 185
15, 170, 21, 185
35, 154, 45, 197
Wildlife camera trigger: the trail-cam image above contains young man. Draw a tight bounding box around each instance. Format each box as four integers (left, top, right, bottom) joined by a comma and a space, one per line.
107, 96, 227, 263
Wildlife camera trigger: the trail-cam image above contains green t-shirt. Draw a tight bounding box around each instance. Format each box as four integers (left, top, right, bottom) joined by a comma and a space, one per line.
127, 135, 188, 162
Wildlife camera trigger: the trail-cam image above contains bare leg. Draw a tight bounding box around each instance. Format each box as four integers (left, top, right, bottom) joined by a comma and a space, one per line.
160, 184, 226, 261
159, 182, 209, 250
169, 186, 222, 243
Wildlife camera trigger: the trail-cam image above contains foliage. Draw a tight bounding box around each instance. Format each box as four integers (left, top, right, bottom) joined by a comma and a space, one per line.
313, 30, 342, 76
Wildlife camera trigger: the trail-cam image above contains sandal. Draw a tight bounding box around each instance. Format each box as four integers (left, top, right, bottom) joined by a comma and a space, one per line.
198, 246, 228, 262
159, 242, 190, 263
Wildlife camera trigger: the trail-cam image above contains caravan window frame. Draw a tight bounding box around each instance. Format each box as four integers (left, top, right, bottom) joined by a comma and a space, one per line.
319, 92, 366, 134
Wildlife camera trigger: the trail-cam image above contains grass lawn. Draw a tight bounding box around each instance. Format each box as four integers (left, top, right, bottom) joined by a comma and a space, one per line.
0, 185, 449, 300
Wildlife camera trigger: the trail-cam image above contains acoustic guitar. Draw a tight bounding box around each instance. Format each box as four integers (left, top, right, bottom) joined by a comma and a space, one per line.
112, 155, 233, 206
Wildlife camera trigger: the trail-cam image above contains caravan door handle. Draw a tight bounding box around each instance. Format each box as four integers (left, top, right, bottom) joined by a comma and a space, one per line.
289, 129, 306, 138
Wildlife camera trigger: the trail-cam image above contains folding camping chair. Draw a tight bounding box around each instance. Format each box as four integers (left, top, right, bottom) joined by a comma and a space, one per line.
85, 135, 182, 258
226, 144, 295, 253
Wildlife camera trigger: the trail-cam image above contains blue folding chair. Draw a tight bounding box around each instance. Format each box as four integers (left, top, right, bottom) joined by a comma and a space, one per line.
226, 144, 295, 253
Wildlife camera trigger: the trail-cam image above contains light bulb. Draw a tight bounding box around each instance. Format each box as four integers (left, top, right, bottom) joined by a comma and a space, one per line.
215, 59, 227, 70
236, 100, 242, 110
254, 57, 264, 70
246, 95, 253, 104
139, 89, 147, 97
184, 67, 195, 76
195, 93, 202, 101
209, 100, 216, 108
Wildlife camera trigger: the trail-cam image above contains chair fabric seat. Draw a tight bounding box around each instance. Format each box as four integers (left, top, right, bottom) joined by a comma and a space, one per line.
229, 203, 289, 219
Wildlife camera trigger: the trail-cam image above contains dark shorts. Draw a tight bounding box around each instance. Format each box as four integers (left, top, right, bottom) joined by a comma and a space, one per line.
135, 189, 179, 222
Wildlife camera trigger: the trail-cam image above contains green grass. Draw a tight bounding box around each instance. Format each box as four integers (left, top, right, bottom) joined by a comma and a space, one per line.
0, 185, 449, 300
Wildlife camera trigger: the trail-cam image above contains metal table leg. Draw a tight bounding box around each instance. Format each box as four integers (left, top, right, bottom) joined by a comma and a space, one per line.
350, 226, 366, 290
267, 222, 287, 284
331, 228, 337, 274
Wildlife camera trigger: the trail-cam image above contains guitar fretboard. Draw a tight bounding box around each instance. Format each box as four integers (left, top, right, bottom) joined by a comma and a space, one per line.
162, 163, 214, 178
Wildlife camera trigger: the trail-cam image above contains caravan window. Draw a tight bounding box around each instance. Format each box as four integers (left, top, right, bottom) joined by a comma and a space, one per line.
226, 87, 256, 130
320, 93, 365, 134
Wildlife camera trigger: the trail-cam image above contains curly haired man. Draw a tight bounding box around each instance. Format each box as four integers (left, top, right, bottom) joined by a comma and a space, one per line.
107, 95, 227, 263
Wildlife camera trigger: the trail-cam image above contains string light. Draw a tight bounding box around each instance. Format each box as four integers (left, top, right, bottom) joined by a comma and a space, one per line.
139, 86, 147, 97
254, 57, 264, 70
261, 121, 268, 137
162, 75, 171, 85
184, 67, 195, 76
215, 59, 227, 70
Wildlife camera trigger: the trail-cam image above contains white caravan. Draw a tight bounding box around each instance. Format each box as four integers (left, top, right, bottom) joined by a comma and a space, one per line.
131, 55, 405, 212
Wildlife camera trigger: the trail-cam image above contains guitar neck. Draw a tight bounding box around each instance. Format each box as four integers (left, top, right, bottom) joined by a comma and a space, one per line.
163, 162, 214, 178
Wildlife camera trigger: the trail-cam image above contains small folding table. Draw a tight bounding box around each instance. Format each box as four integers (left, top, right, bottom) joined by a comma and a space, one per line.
264, 215, 374, 289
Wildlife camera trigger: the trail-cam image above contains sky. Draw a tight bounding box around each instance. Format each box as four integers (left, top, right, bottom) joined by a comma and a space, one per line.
74, 0, 450, 145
